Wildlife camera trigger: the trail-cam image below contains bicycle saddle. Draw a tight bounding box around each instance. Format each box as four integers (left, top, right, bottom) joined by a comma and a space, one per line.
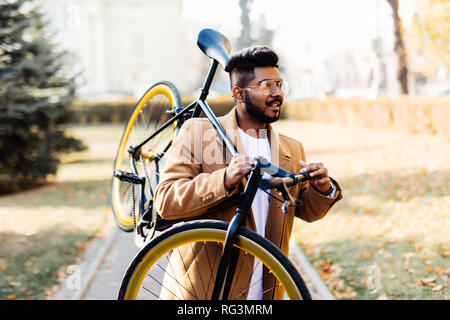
197, 28, 231, 71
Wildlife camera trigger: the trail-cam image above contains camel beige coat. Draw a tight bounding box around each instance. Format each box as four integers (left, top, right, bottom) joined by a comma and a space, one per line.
154, 107, 342, 300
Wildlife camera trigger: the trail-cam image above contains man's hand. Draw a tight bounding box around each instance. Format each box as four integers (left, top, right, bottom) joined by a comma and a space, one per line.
299, 160, 332, 194
224, 154, 253, 190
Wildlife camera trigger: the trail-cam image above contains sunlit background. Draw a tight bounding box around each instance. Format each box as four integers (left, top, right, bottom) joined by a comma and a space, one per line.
1, 0, 449, 301
41, 0, 449, 99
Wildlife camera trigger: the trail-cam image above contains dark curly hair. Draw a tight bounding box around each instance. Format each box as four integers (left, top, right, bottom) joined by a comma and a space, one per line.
226, 46, 279, 88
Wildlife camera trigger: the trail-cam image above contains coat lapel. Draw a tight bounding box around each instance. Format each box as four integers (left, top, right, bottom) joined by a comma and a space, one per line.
218, 108, 292, 172
217, 106, 247, 189
217, 106, 246, 156
218, 107, 256, 230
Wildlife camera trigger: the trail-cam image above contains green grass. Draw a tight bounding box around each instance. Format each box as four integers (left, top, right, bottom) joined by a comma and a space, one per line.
273, 120, 450, 300
0, 124, 124, 300
1, 120, 448, 300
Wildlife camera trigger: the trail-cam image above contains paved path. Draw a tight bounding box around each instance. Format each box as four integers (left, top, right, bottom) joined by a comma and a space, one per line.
81, 229, 138, 300
51, 216, 136, 300
52, 214, 334, 300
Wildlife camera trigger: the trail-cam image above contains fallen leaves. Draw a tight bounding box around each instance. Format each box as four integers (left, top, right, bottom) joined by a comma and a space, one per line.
432, 285, 444, 292
412, 276, 437, 287
334, 288, 357, 299
289, 121, 450, 300
439, 247, 450, 258
408, 276, 447, 292
316, 259, 358, 299
433, 267, 448, 274
360, 251, 374, 259
8, 281, 21, 288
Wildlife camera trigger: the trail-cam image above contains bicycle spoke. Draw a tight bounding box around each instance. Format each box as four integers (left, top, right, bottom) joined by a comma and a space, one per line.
204, 242, 220, 297
141, 104, 151, 132
145, 272, 182, 300
164, 252, 187, 300
119, 186, 134, 217
120, 222, 309, 300
156, 259, 196, 300
227, 250, 249, 299
190, 242, 208, 299
155, 96, 166, 128
141, 285, 160, 300
231, 260, 274, 300
176, 246, 199, 300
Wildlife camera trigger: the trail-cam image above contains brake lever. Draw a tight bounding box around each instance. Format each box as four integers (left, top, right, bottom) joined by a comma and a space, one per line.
279, 180, 298, 214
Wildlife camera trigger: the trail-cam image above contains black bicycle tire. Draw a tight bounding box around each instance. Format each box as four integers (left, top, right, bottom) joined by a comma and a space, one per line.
110, 81, 183, 232
118, 220, 312, 300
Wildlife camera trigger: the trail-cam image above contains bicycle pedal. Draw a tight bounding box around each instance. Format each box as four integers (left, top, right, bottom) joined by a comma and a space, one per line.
113, 170, 144, 185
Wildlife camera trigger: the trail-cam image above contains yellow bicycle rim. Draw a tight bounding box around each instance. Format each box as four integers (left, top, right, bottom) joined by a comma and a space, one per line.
123, 228, 303, 300
112, 84, 179, 227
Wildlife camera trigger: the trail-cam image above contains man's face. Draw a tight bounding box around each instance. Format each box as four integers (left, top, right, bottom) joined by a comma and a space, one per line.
242, 66, 284, 124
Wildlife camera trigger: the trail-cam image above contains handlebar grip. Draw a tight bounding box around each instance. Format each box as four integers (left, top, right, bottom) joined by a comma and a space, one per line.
267, 172, 313, 188
297, 172, 312, 182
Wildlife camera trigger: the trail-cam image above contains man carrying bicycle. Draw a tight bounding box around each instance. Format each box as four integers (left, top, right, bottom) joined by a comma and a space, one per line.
154, 46, 342, 300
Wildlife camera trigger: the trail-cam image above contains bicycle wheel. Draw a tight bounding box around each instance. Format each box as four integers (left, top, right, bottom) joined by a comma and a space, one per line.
111, 81, 183, 232
118, 220, 311, 300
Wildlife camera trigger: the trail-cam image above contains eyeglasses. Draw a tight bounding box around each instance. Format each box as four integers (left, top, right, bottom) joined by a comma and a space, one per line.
242, 79, 290, 96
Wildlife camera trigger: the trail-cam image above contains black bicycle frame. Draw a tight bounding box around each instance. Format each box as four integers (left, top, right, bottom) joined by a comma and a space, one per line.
129, 60, 237, 162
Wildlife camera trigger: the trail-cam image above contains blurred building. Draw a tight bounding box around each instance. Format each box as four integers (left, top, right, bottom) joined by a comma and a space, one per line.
270, 0, 432, 99
42, 0, 186, 98
181, 20, 233, 96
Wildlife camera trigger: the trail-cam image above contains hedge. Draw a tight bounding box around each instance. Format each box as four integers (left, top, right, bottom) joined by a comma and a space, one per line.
70, 95, 236, 124
70, 95, 449, 140
284, 96, 450, 140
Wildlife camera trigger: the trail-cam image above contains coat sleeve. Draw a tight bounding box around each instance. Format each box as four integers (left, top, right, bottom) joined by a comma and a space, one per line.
294, 141, 343, 222
154, 119, 232, 220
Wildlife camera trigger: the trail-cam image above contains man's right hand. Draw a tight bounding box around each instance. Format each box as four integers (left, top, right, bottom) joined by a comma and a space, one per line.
224, 154, 253, 190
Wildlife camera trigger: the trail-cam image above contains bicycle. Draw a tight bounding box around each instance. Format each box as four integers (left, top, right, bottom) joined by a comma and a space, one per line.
111, 28, 313, 300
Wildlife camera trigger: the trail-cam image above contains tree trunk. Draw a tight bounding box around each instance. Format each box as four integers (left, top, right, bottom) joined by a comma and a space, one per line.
237, 0, 253, 49
387, 0, 409, 94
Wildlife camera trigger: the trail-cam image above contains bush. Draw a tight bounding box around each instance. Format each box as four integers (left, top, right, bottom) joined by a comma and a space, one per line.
70, 94, 237, 124
70, 97, 137, 124
0, 0, 86, 192
181, 94, 235, 117
284, 96, 450, 140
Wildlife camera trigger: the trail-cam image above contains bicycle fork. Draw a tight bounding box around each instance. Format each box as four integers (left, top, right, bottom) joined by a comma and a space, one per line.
211, 161, 262, 300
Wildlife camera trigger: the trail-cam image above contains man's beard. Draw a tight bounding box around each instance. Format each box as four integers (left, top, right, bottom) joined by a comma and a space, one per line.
244, 91, 281, 124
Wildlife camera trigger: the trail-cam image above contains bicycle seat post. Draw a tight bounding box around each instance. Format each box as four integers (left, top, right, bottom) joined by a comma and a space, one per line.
199, 60, 219, 102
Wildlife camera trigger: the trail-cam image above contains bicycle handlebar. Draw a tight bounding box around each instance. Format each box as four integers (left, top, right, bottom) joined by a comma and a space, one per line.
267, 172, 312, 188
253, 156, 313, 193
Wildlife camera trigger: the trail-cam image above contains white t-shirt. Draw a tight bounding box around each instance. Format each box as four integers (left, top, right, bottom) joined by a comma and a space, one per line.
237, 127, 337, 299
238, 127, 271, 300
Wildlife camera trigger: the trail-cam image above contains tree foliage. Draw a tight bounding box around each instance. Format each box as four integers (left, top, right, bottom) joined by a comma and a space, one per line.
236, 0, 274, 50
405, 0, 450, 77
0, 0, 86, 191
